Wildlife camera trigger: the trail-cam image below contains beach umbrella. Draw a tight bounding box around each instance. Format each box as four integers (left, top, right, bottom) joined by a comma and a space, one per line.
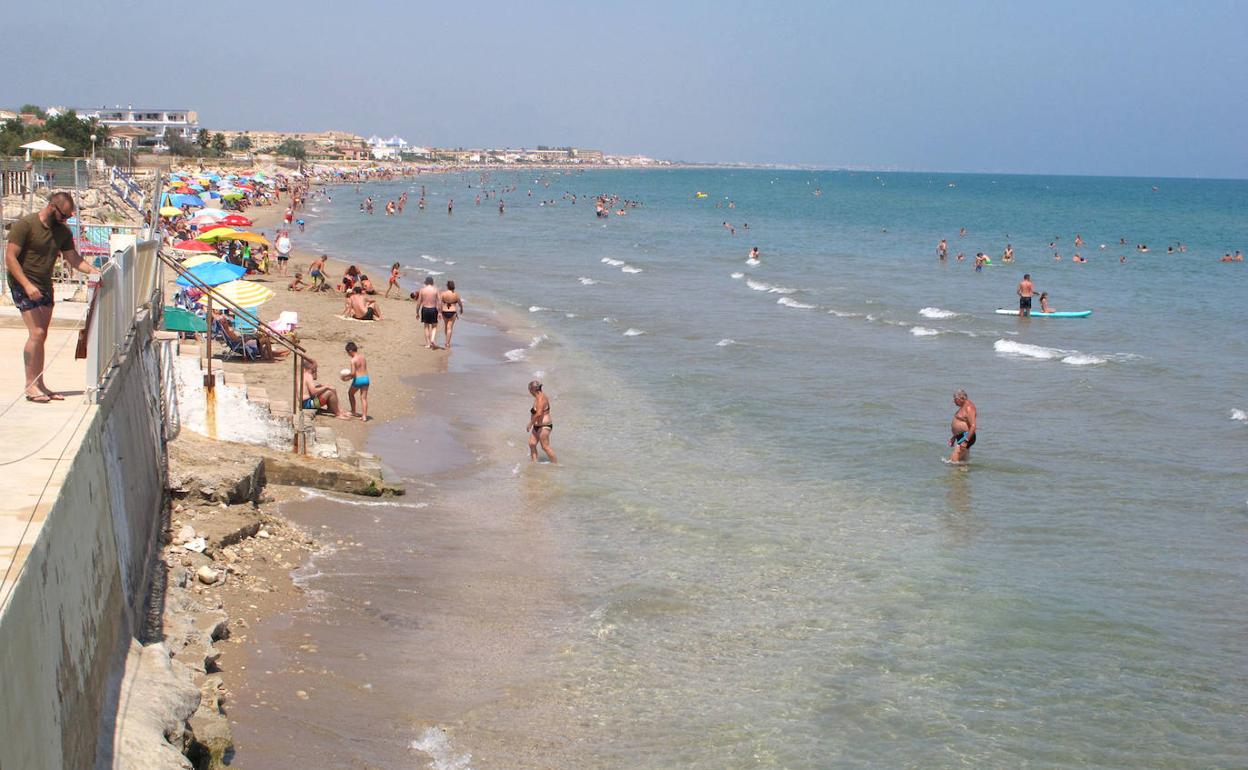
202, 190, 222, 200
176, 260, 246, 287
197, 279, 275, 308
173, 239, 216, 252
219, 214, 253, 227
179, 254, 225, 267
170, 186, 196, 194
226, 232, 271, 247
159, 205, 185, 217
20, 139, 66, 154
220, 191, 245, 200
166, 193, 205, 208
195, 227, 239, 241
195, 208, 228, 219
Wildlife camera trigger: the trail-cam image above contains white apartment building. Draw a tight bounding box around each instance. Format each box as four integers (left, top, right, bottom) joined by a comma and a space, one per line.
70, 105, 200, 148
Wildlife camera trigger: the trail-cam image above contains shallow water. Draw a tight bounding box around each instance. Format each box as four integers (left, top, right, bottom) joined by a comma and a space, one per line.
245, 169, 1247, 768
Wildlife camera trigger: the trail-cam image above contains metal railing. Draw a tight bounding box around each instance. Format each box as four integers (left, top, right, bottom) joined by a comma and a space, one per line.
155, 249, 310, 451
86, 239, 162, 395
109, 165, 147, 212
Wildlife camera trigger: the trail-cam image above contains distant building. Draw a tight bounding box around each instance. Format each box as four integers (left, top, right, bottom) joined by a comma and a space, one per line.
0, 109, 17, 122
71, 105, 199, 149
367, 135, 410, 159
217, 129, 370, 160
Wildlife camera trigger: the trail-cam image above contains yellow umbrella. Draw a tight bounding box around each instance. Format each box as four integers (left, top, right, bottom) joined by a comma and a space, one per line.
160, 205, 185, 217
228, 232, 272, 248
195, 227, 239, 241
197, 280, 275, 308
179, 254, 225, 268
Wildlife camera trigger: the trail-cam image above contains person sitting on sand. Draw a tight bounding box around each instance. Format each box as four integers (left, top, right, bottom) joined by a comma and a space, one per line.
344, 341, 369, 421
301, 358, 349, 419
384, 262, 402, 298
344, 286, 382, 321
359, 274, 376, 294
288, 272, 307, 291
339, 265, 360, 293
1039, 292, 1055, 313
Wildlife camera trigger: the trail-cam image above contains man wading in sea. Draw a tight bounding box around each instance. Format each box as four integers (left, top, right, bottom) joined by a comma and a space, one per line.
948, 389, 977, 463
1017, 273, 1034, 317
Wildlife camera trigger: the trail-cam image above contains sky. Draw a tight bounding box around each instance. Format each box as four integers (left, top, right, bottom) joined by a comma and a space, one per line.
2, 0, 1245, 178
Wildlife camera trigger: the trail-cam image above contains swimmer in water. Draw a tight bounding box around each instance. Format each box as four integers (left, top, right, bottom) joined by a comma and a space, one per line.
748, 246, 760, 262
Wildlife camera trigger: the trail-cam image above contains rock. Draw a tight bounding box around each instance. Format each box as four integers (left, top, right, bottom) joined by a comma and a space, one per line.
174, 524, 195, 544
295, 690, 309, 700
107, 641, 201, 770
197, 566, 220, 585
257, 529, 271, 539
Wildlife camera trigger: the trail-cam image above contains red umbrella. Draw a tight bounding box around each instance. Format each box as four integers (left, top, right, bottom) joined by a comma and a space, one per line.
173, 239, 215, 252
219, 214, 253, 227
170, 186, 196, 194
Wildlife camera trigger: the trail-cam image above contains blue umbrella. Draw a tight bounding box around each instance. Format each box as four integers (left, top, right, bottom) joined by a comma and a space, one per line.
175, 260, 247, 287
165, 193, 205, 208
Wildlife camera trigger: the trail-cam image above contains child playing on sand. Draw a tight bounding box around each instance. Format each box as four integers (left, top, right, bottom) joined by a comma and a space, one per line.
384, 262, 402, 298
345, 341, 369, 421
287, 272, 307, 291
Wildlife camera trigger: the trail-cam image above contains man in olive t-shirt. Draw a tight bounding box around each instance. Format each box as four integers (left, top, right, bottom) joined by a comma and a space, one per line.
4, 192, 99, 402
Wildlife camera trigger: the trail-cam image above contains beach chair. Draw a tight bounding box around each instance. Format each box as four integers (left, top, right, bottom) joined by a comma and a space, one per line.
212, 319, 257, 361
232, 308, 260, 335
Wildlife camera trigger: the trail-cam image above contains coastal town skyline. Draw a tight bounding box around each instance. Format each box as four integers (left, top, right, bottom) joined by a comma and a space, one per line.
3, 1, 1246, 178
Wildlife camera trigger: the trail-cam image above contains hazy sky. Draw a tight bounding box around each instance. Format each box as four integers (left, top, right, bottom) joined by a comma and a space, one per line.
4, 0, 1245, 177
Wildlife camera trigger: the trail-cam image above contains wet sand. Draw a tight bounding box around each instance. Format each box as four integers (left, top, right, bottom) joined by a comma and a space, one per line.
224, 258, 576, 767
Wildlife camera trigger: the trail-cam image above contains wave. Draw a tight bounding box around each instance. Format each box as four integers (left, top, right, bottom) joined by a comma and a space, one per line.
1232, 409, 1247, 421
919, 307, 959, 319
623, 328, 646, 336
420, 254, 440, 262
910, 326, 941, 336
716, 339, 737, 346
578, 277, 599, 285
730, 272, 744, 279
993, 339, 1107, 366
746, 279, 796, 294
504, 348, 527, 362
301, 488, 428, 509
410, 727, 474, 770
529, 306, 549, 313
444, 260, 456, 265
777, 297, 816, 309
601, 257, 625, 266
424, 270, 445, 276
621, 266, 643, 274
745, 258, 761, 266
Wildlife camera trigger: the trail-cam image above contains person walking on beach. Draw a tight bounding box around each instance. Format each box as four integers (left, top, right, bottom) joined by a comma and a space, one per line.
948, 389, 977, 464
4, 192, 100, 402
1017, 273, 1034, 317
275, 230, 292, 276
527, 380, 557, 464
439, 280, 463, 349
344, 341, 369, 421
384, 262, 402, 298
416, 276, 441, 349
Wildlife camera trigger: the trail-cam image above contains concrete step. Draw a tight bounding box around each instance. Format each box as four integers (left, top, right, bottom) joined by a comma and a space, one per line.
223, 372, 246, 388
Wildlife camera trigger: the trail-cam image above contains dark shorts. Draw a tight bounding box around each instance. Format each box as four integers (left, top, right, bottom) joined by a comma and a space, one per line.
421, 306, 439, 325
277, 254, 290, 262
1020, 296, 1032, 309
956, 431, 977, 448
8, 280, 53, 312
361, 307, 376, 321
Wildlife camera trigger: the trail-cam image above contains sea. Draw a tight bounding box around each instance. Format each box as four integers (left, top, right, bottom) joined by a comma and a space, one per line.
233, 169, 1248, 769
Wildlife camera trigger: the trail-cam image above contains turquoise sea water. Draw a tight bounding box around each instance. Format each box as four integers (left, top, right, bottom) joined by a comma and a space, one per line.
288, 169, 1246, 768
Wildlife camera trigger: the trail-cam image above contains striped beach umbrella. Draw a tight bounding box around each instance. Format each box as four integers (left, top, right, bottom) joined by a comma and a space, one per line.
172, 239, 216, 252
179, 254, 226, 268
197, 280, 275, 308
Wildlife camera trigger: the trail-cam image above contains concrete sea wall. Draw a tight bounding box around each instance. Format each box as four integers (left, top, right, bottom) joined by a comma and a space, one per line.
0, 320, 167, 770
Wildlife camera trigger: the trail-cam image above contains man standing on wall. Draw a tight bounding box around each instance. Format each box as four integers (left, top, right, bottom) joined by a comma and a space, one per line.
4, 192, 99, 402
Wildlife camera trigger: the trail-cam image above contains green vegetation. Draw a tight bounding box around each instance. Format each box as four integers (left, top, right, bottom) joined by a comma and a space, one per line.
0, 109, 110, 156
274, 138, 307, 160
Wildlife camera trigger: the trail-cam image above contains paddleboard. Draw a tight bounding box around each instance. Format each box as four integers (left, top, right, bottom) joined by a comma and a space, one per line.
995, 308, 1092, 318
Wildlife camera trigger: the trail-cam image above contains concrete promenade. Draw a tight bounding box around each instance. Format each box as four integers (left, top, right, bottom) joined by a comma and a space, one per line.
0, 326, 94, 607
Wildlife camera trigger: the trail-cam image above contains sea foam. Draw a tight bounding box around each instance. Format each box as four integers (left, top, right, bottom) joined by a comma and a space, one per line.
730, 272, 744, 279
578, 277, 599, 285
621, 266, 643, 273
1231, 409, 1247, 421
777, 297, 815, 309
910, 326, 941, 337
716, 339, 737, 346
623, 328, 646, 336
919, 307, 958, 319
993, 339, 1106, 366
601, 257, 625, 266
746, 279, 796, 294
410, 727, 474, 770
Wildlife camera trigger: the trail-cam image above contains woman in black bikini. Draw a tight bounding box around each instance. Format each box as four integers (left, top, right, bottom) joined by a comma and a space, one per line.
527, 380, 557, 463
439, 280, 464, 349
